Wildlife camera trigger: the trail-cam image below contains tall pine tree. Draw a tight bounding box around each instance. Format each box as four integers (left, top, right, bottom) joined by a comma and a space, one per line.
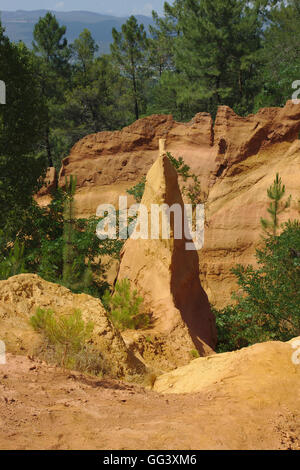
110, 16, 149, 120
0, 22, 47, 242
33, 12, 71, 167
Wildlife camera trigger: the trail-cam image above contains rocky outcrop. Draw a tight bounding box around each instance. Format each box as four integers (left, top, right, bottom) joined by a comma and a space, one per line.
56, 101, 300, 218
57, 112, 216, 217
0, 274, 145, 378
37, 101, 300, 308
116, 142, 216, 370
153, 336, 300, 395
212, 101, 300, 177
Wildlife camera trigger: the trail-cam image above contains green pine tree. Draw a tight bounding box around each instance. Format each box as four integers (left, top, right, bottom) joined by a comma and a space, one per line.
71, 28, 99, 86
110, 16, 149, 120
254, 0, 300, 109
260, 173, 291, 236
33, 12, 71, 167
0, 21, 47, 244
148, 10, 176, 78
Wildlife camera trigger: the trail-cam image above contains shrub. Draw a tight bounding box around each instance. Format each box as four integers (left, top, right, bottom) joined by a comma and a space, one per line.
29, 307, 107, 374
103, 278, 150, 331
0, 239, 26, 280
0, 177, 121, 298
126, 177, 146, 203
190, 349, 200, 359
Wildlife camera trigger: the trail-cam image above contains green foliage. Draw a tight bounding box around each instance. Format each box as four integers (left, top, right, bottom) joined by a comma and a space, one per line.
32, 12, 69, 65
71, 28, 99, 85
34, 182, 116, 297
0, 240, 26, 280
30, 307, 94, 368
190, 349, 200, 359
148, 9, 175, 78
126, 177, 146, 203
103, 278, 150, 331
111, 16, 149, 120
126, 152, 205, 209
0, 178, 119, 297
62, 175, 78, 288
32, 12, 71, 167
254, 0, 300, 109
157, 0, 265, 117
0, 25, 47, 241
166, 152, 205, 206
166, 152, 190, 180
215, 221, 300, 352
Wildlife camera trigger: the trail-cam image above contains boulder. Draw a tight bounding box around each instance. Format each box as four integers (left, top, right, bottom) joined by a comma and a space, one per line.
0, 274, 145, 378
153, 336, 300, 395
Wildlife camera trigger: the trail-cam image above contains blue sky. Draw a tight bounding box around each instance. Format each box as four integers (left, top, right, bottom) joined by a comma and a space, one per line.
0, 1, 167, 16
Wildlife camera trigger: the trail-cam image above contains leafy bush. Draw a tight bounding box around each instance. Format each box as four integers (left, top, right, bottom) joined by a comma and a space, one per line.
0, 239, 26, 280
190, 349, 200, 359
103, 278, 150, 331
13, 181, 120, 298
29, 307, 107, 374
126, 177, 146, 203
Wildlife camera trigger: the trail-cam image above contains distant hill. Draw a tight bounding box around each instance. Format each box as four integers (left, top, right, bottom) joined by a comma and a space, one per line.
0, 10, 154, 54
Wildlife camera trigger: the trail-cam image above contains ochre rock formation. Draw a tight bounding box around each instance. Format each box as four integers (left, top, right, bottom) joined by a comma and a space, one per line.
153, 336, 300, 395
0, 274, 145, 378
116, 143, 217, 370
37, 101, 300, 308
57, 101, 300, 218
203, 101, 300, 307
58, 112, 216, 218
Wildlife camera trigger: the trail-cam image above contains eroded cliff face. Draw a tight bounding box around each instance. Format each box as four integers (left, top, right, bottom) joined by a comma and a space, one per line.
201, 101, 300, 306
58, 112, 216, 217
37, 101, 300, 308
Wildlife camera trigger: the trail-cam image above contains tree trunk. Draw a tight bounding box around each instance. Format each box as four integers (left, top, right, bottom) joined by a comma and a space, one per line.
45, 125, 53, 167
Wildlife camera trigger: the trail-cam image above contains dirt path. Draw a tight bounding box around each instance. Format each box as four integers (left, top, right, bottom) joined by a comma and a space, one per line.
0, 354, 299, 450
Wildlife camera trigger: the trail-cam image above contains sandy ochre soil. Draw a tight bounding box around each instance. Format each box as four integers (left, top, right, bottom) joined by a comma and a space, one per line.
0, 353, 299, 450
